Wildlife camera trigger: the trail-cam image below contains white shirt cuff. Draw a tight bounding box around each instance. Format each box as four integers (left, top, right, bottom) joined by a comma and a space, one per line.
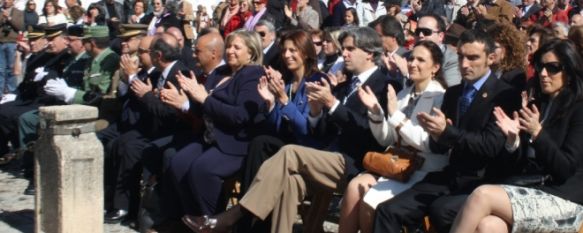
387, 110, 406, 127
328, 100, 341, 115
180, 100, 190, 112
308, 110, 323, 128
505, 135, 520, 153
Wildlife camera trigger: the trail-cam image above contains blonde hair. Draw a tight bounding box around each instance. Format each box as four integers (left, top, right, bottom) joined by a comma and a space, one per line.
225, 29, 263, 65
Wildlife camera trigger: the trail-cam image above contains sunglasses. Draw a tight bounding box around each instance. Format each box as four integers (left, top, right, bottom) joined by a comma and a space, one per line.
414, 28, 440, 37
313, 41, 323, 46
257, 31, 266, 37
252, 1, 262, 4
535, 62, 563, 75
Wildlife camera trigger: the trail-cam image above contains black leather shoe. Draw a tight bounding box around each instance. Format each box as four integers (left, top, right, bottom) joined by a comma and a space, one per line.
24, 181, 35, 195
104, 209, 128, 223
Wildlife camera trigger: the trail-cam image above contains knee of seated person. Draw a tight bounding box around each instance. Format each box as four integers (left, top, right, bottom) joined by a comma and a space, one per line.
467, 185, 497, 206
476, 216, 506, 233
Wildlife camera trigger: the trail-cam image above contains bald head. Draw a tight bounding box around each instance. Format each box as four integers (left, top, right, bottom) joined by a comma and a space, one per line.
167, 27, 185, 48
195, 32, 224, 74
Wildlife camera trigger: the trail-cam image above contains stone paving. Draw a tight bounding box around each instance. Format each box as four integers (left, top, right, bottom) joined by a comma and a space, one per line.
0, 159, 339, 233
0, 160, 136, 233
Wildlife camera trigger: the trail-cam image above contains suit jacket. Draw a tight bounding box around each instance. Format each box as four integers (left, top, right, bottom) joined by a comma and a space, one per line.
140, 12, 181, 30
370, 80, 449, 172
442, 44, 461, 87
265, 72, 328, 147
194, 65, 266, 155
525, 99, 583, 205
263, 43, 282, 72
499, 68, 526, 91
138, 61, 191, 138
431, 72, 521, 180
315, 67, 400, 178
118, 68, 159, 134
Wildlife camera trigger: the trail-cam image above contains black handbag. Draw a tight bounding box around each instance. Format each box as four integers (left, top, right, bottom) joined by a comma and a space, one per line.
503, 174, 552, 187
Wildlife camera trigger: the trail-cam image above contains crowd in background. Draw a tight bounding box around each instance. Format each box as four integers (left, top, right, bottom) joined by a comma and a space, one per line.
1, 0, 583, 232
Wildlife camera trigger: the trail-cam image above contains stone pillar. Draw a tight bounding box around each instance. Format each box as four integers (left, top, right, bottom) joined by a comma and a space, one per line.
34, 105, 103, 233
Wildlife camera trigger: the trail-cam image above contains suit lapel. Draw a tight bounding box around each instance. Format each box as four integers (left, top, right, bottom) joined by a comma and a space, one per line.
459, 74, 497, 128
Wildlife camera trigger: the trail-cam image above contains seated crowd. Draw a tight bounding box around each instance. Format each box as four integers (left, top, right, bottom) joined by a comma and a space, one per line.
1, 0, 583, 232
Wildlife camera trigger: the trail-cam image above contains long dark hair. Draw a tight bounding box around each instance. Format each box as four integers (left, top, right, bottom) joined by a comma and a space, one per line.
279, 29, 319, 78
531, 40, 583, 122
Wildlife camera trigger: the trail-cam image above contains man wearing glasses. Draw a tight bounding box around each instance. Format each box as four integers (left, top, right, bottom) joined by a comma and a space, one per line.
254, 20, 282, 71
415, 13, 461, 87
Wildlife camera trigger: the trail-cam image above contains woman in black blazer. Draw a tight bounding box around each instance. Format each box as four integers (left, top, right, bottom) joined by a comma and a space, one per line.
450, 40, 583, 233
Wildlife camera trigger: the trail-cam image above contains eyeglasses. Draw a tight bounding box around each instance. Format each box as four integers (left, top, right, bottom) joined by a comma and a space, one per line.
313, 41, 323, 46
252, 1, 262, 4
535, 62, 563, 75
257, 31, 266, 37
138, 47, 150, 53
414, 27, 440, 37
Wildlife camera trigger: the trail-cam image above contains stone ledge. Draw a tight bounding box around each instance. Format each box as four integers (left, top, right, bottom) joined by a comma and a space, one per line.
39, 105, 98, 122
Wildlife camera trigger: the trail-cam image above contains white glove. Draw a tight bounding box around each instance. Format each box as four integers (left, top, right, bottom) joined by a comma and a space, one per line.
44, 78, 77, 103
33, 67, 48, 82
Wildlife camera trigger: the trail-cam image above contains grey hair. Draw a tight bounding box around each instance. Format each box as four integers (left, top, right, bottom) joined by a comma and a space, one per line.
165, 0, 179, 14
255, 20, 275, 33
338, 27, 384, 66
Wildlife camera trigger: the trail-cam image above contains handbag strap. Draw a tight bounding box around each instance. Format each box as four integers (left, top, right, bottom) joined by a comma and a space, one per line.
394, 119, 420, 153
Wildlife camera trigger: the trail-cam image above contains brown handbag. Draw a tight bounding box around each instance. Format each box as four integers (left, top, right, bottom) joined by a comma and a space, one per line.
362, 125, 425, 182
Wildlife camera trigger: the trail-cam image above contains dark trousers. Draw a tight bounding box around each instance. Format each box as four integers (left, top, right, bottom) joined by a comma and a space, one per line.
108, 130, 152, 214
169, 142, 245, 216
0, 100, 38, 154
241, 135, 286, 193
237, 135, 286, 233
373, 171, 476, 233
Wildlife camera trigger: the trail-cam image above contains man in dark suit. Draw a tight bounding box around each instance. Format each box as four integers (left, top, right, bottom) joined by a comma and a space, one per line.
225, 27, 399, 233
254, 20, 282, 72
372, 29, 522, 233
514, 0, 542, 25
104, 32, 191, 223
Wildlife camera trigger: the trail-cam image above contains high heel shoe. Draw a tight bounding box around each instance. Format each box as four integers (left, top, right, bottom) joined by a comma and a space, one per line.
182, 215, 216, 233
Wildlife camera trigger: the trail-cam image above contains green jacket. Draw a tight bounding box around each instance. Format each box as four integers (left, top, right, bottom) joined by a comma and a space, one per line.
73, 48, 119, 104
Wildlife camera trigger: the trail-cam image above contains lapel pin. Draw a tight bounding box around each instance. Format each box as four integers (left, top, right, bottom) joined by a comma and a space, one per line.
482, 92, 488, 98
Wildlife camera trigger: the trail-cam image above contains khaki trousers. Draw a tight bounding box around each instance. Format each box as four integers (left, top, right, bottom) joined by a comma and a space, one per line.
239, 145, 347, 233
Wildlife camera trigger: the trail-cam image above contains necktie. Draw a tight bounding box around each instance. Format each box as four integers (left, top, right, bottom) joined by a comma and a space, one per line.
459, 85, 476, 117
349, 77, 360, 94
157, 75, 166, 90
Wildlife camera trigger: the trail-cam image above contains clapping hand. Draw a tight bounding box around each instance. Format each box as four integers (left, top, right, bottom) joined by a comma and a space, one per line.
417, 107, 449, 141
518, 104, 542, 138
130, 78, 152, 98
493, 106, 520, 143
120, 54, 139, 80
176, 70, 208, 103
358, 85, 382, 114
160, 82, 188, 109
386, 84, 398, 116
257, 76, 276, 111
264, 66, 287, 104
327, 70, 346, 87
305, 78, 336, 109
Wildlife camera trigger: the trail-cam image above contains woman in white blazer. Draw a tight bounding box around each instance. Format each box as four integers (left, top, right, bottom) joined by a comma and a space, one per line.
338, 41, 449, 233
356, 0, 387, 26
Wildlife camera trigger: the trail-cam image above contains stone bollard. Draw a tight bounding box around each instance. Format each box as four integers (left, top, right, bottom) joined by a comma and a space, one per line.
34, 105, 103, 233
